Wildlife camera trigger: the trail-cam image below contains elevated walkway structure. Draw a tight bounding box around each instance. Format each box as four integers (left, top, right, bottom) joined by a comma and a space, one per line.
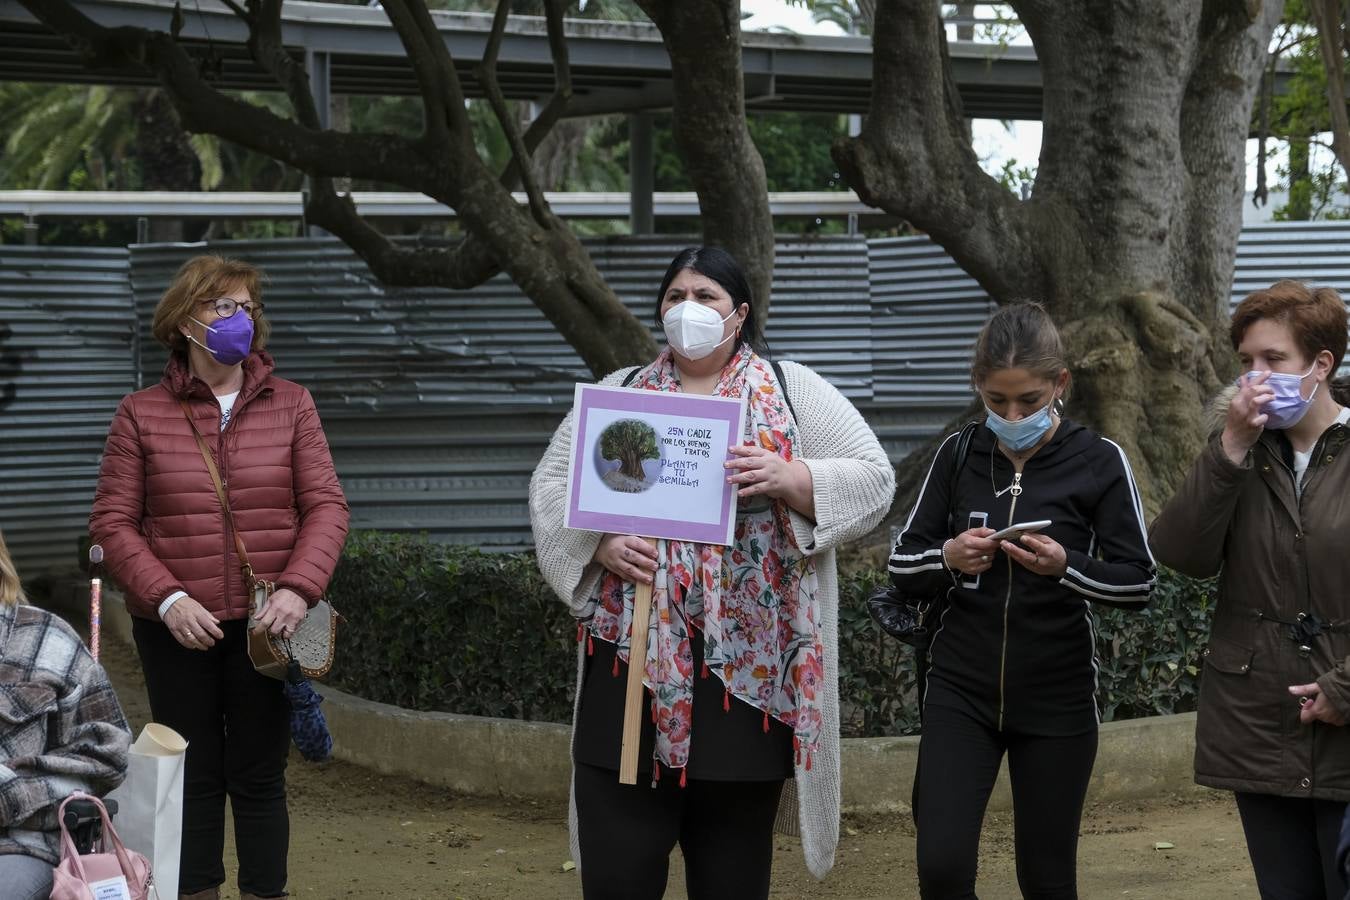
0, 1, 1295, 235
0, 0, 1054, 119
0, 189, 896, 241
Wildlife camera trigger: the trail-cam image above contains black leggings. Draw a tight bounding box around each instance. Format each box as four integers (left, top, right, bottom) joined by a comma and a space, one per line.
914, 704, 1098, 900
1234, 791, 1348, 900
573, 762, 784, 900
133, 617, 291, 897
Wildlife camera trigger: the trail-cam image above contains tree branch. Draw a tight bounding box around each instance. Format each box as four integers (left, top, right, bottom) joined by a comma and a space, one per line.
833, 0, 1032, 302
18, 0, 427, 185
1254, 49, 1276, 207
304, 182, 500, 289
478, 0, 551, 226
384, 0, 473, 133
22, 0, 659, 381
498, 0, 574, 191
238, 1, 321, 128
377, 0, 452, 140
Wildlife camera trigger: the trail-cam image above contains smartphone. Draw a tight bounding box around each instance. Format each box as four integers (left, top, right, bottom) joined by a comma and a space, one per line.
988, 519, 1052, 543
962, 512, 989, 589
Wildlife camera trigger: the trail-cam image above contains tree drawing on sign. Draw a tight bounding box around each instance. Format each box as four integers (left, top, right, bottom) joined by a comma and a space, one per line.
598, 419, 660, 493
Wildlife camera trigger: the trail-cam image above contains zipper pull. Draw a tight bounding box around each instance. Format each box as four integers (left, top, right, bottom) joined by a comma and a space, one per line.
1010, 473, 1023, 497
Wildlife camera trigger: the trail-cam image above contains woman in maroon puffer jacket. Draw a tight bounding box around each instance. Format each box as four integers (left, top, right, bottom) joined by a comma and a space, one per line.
90, 254, 349, 900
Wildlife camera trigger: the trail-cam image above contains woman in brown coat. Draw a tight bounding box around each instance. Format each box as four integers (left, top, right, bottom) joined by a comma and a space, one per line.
90, 255, 349, 900
1151, 281, 1350, 900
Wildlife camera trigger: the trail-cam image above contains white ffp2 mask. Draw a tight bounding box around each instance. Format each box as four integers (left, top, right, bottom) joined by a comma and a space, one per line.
662, 300, 737, 360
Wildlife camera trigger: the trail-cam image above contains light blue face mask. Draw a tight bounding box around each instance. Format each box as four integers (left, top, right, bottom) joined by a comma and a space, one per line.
985, 401, 1054, 452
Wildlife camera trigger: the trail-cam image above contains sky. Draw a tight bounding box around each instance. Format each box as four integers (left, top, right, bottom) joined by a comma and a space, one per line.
736, 0, 1336, 214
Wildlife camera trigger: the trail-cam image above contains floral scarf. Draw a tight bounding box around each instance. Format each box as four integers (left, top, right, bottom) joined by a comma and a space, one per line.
588, 345, 823, 777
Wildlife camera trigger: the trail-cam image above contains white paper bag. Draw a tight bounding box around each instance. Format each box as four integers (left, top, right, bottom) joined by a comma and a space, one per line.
105, 723, 187, 900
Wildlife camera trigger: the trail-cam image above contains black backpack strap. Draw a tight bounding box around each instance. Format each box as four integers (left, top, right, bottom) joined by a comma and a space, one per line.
769, 359, 798, 424
946, 422, 979, 536
620, 366, 641, 387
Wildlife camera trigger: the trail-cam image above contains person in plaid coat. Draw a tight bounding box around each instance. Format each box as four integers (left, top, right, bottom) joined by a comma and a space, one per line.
0, 528, 131, 900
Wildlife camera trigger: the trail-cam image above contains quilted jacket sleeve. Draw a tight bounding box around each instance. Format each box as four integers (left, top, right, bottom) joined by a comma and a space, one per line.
89, 394, 184, 618
275, 389, 350, 605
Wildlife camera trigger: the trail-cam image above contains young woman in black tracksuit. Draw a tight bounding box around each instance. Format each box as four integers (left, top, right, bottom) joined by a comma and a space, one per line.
890, 302, 1156, 900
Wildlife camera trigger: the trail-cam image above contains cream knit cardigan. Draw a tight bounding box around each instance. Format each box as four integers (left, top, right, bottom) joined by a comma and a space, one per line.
529, 360, 894, 880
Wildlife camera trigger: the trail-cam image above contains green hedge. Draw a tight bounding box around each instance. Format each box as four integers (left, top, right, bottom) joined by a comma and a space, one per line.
327, 531, 1215, 737
327, 532, 577, 722
833, 567, 1216, 736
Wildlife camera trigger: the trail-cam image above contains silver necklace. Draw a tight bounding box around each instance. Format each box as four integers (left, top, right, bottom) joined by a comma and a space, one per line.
990, 450, 1024, 498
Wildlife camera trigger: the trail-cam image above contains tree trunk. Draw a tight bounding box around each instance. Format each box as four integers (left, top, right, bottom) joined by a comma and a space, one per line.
836, 0, 1284, 517
1288, 137, 1312, 219
637, 0, 777, 329
620, 453, 644, 479
1311, 0, 1350, 179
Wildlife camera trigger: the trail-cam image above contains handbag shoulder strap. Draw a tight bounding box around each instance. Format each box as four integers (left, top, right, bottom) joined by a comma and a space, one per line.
179, 400, 255, 584
946, 421, 979, 537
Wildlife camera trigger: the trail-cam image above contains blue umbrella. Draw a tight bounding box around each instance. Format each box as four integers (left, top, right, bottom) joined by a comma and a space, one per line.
282, 659, 333, 763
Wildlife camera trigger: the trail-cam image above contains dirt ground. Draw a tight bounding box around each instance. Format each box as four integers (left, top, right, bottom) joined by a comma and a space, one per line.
98, 636, 1259, 900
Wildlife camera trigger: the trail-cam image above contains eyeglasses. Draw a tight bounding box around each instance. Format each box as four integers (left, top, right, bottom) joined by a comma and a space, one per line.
199, 297, 264, 318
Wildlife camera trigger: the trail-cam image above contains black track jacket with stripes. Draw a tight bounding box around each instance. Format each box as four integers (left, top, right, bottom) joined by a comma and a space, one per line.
889, 420, 1155, 735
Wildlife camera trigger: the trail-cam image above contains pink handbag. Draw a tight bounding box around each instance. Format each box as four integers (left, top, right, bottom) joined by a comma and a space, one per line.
49, 793, 153, 900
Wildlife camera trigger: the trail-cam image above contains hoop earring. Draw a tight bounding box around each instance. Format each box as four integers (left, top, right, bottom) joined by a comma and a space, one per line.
1053, 396, 1066, 416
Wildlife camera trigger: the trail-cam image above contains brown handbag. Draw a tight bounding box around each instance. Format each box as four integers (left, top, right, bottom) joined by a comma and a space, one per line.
179, 399, 339, 680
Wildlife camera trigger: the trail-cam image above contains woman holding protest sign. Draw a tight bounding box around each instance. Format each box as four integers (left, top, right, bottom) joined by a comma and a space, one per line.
530, 246, 894, 898
890, 301, 1155, 899
90, 255, 349, 900
1151, 281, 1350, 899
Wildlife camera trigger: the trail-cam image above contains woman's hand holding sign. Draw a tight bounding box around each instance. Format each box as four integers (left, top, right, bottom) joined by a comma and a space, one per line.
594, 534, 658, 585
725, 440, 815, 518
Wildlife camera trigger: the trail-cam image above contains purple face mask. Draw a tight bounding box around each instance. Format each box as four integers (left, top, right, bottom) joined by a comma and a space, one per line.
189, 311, 254, 366
1244, 363, 1318, 430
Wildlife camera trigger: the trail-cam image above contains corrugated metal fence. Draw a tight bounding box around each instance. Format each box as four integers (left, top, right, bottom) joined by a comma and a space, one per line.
3, 226, 1349, 573
126, 237, 871, 551
0, 246, 135, 572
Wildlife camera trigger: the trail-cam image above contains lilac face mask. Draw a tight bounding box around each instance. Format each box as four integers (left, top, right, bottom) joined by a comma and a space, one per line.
188, 311, 254, 367
1244, 363, 1318, 430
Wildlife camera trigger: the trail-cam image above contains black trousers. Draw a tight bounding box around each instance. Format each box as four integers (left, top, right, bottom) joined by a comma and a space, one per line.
133, 617, 291, 897
573, 762, 784, 900
914, 703, 1098, 900
1341, 804, 1350, 898
1235, 791, 1349, 900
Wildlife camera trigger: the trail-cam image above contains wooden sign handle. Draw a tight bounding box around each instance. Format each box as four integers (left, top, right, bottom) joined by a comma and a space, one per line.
618, 537, 656, 785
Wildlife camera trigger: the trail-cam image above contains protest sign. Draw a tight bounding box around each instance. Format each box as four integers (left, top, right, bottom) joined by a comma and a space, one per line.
564, 383, 746, 547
